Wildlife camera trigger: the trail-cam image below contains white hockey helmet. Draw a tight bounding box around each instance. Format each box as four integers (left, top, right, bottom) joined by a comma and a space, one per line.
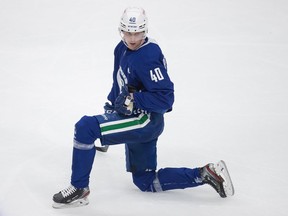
119, 7, 148, 35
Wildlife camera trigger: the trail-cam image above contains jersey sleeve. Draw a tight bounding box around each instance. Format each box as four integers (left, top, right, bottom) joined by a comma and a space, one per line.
133, 45, 174, 114
107, 41, 124, 104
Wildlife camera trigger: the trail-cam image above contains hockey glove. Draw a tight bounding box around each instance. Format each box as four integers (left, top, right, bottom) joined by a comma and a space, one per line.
104, 102, 115, 114
114, 86, 134, 116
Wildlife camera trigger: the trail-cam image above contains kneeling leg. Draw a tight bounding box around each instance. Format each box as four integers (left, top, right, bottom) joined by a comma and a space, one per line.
132, 168, 203, 192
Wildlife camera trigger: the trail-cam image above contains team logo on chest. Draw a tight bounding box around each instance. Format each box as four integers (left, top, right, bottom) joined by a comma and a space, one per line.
116, 66, 128, 91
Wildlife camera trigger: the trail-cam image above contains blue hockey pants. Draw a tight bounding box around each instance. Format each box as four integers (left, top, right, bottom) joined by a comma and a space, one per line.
71, 112, 203, 190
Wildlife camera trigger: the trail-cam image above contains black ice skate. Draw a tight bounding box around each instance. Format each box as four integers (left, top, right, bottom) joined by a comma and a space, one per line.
201, 160, 234, 198
52, 185, 90, 209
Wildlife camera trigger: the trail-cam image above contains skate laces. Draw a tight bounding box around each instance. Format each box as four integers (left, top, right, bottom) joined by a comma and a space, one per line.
61, 185, 77, 198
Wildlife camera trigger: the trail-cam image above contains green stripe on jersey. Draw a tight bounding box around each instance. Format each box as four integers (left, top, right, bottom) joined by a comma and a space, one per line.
100, 114, 150, 135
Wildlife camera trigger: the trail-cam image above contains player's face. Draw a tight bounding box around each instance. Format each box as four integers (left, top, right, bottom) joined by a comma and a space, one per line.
122, 31, 145, 50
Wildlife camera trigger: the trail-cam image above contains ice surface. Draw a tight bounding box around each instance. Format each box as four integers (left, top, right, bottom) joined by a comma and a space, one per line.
1, 0, 288, 215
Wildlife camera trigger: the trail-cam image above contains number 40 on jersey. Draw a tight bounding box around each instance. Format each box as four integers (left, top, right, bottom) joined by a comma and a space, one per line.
150, 67, 164, 82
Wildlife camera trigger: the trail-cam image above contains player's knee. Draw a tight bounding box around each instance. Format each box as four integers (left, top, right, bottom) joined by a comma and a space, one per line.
133, 179, 148, 192
132, 171, 156, 192
74, 115, 101, 144
75, 116, 90, 134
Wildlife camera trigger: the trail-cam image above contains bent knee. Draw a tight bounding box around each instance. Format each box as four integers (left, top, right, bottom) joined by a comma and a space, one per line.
74, 115, 101, 144
132, 171, 156, 192
133, 180, 149, 192
75, 116, 94, 131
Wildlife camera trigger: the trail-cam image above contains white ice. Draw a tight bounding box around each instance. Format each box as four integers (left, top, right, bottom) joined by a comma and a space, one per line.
1, 0, 288, 215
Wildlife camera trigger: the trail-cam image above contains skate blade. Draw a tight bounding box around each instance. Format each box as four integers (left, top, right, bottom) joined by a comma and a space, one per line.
214, 160, 235, 196
96, 145, 109, 152
52, 198, 89, 209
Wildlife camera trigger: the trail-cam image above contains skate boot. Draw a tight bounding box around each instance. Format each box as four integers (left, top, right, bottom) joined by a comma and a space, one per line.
52, 185, 90, 209
200, 160, 234, 198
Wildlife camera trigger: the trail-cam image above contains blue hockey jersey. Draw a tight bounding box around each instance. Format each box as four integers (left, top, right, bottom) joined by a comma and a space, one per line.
107, 38, 174, 114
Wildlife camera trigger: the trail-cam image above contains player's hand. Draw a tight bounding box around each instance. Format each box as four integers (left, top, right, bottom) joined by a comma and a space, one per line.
104, 102, 115, 114
114, 86, 134, 115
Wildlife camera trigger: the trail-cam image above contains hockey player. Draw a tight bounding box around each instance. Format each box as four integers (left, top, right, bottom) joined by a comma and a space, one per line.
52, 7, 234, 209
